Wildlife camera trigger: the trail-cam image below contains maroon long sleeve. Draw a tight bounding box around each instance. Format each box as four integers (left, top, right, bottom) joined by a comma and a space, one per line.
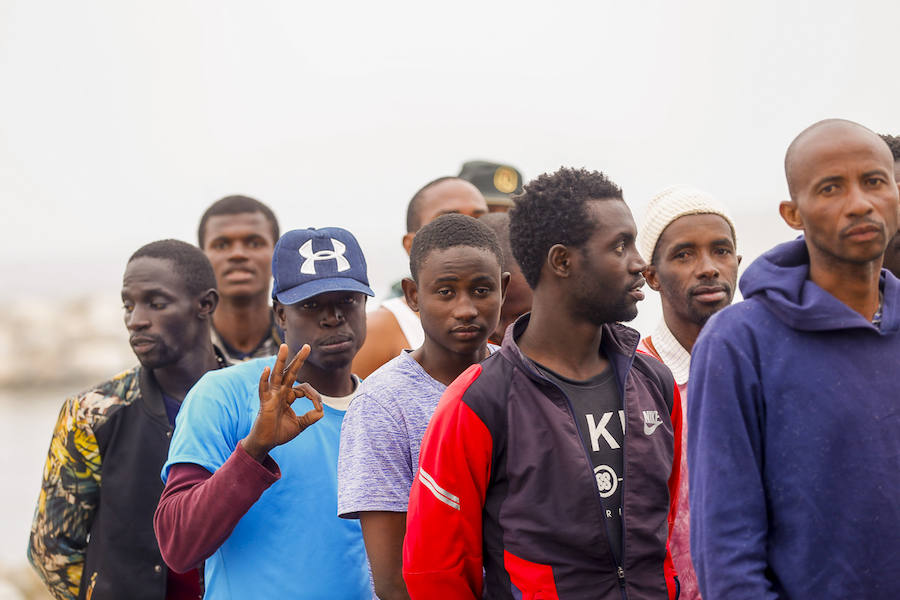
154, 443, 280, 573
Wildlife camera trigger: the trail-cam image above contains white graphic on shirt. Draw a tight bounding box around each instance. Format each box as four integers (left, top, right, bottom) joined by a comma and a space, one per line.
298, 238, 350, 274
643, 410, 663, 435
586, 410, 626, 451
594, 464, 619, 498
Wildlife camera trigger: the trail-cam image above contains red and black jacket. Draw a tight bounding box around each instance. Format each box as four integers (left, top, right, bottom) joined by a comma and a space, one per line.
403, 316, 682, 600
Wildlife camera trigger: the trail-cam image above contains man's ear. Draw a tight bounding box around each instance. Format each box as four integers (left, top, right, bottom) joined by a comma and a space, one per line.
644, 264, 662, 292
197, 289, 219, 319
547, 244, 572, 279
737, 254, 744, 266
500, 271, 511, 302
402, 233, 415, 256
273, 300, 287, 329
779, 200, 804, 231
401, 277, 419, 312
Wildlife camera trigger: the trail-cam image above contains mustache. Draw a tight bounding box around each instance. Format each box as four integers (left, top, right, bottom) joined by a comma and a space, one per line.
840, 218, 884, 238
688, 281, 732, 296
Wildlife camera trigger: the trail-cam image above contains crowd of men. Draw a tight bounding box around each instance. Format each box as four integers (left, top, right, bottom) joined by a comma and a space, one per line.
25, 119, 900, 600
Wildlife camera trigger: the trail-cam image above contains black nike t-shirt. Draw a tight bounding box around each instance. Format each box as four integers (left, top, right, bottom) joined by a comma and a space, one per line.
536, 363, 624, 563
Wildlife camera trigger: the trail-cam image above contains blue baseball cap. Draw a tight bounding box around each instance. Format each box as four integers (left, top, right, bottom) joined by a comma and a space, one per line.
271, 227, 374, 305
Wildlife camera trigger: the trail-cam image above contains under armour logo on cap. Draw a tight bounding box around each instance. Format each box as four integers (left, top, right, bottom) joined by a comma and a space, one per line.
272, 227, 374, 305
299, 238, 350, 274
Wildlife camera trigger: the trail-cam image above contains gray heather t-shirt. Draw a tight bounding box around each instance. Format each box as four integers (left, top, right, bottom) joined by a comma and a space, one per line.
537, 363, 624, 563
337, 350, 447, 519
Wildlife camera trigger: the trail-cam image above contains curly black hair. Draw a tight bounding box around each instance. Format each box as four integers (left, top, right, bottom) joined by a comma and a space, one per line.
409, 213, 503, 282
509, 167, 623, 289
129, 239, 217, 297
197, 195, 280, 248
879, 134, 900, 162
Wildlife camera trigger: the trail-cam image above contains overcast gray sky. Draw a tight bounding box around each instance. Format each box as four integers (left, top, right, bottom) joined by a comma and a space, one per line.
2, 0, 898, 332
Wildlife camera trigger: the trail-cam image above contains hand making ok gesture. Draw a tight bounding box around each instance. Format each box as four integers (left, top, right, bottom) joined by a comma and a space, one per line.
241, 344, 325, 463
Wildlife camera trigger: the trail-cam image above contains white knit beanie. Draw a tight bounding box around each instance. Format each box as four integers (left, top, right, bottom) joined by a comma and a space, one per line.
636, 184, 737, 264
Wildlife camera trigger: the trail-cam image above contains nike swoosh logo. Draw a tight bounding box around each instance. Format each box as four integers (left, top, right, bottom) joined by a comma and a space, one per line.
644, 420, 663, 435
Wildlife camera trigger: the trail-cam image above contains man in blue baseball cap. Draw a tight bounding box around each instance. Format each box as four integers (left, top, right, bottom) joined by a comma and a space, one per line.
154, 227, 374, 599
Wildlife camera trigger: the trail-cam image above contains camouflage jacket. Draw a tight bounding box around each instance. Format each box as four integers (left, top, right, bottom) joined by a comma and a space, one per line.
27, 366, 175, 600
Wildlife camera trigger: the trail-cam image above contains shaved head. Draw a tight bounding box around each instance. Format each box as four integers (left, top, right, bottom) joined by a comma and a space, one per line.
785, 119, 893, 199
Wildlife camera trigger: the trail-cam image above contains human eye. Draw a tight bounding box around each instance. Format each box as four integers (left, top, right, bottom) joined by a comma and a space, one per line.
247, 237, 264, 249
436, 287, 454, 298
819, 183, 839, 195
714, 247, 733, 256
614, 241, 626, 255
865, 176, 886, 187
122, 301, 134, 313
302, 301, 318, 310
211, 239, 228, 251
150, 299, 169, 310
342, 295, 357, 304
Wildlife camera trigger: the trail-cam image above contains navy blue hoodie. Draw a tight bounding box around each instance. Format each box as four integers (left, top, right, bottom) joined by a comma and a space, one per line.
688, 238, 900, 600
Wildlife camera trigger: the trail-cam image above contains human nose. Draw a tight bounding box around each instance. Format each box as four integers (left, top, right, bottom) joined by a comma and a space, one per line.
846, 182, 876, 218
125, 305, 150, 331
452, 294, 479, 321
696, 251, 720, 279
630, 248, 648, 274
321, 304, 345, 326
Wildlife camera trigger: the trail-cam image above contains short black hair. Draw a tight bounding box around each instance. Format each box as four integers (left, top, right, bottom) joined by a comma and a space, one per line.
509, 167, 623, 289
406, 176, 460, 233
478, 212, 515, 272
409, 213, 503, 282
879, 134, 900, 162
197, 195, 280, 248
129, 239, 217, 297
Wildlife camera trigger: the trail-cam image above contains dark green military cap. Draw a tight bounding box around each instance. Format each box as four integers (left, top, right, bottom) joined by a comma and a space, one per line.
458, 160, 524, 208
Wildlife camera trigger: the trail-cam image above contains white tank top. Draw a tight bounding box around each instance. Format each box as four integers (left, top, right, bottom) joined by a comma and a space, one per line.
379, 297, 425, 349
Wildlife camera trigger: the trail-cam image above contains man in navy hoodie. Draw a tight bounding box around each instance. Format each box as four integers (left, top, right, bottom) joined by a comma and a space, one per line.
688, 119, 900, 599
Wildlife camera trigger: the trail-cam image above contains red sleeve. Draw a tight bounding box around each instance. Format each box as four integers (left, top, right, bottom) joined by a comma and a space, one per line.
402, 365, 492, 600
663, 383, 683, 600
153, 443, 280, 573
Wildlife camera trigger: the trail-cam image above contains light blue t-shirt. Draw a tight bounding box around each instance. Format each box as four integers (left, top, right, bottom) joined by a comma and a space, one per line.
337, 350, 448, 519
163, 357, 370, 600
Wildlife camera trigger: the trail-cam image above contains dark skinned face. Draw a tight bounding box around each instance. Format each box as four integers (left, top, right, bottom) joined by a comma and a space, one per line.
645, 213, 740, 328
882, 160, 900, 278
407, 246, 505, 357
122, 257, 208, 370
782, 124, 900, 269
490, 264, 532, 344
570, 200, 647, 325
202, 212, 275, 300
275, 291, 367, 372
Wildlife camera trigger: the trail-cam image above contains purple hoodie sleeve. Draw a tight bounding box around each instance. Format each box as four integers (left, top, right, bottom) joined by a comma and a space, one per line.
688, 328, 780, 600
154, 443, 280, 573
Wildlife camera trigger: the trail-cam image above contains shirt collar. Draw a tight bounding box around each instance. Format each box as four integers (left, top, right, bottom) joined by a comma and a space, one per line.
649, 319, 691, 386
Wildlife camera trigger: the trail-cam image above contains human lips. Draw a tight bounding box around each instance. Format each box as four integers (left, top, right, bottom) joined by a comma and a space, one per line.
223, 267, 257, 281
450, 324, 484, 341
691, 284, 729, 304
317, 334, 354, 352
628, 278, 646, 302
842, 222, 883, 243
129, 335, 158, 353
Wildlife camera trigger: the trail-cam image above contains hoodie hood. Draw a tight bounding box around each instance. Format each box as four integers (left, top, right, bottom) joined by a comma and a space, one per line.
739, 237, 899, 334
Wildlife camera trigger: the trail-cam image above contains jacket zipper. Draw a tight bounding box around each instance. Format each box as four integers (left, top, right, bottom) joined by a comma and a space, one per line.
546, 378, 627, 598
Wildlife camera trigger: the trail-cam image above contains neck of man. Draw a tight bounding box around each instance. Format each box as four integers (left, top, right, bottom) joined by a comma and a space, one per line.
152, 336, 220, 402
411, 339, 489, 386
517, 289, 608, 381
213, 293, 273, 353
660, 303, 703, 354
808, 250, 883, 321
297, 362, 356, 399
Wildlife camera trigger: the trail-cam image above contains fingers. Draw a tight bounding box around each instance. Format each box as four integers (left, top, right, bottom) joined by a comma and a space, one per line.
258, 366, 270, 400
291, 382, 325, 428
281, 344, 311, 386
269, 344, 290, 389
